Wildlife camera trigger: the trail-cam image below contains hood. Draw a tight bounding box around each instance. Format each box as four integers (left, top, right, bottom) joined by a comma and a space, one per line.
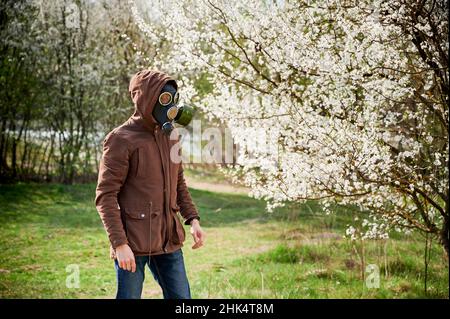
128, 69, 177, 129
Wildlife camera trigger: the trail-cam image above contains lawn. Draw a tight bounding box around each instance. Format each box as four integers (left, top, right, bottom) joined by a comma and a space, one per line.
0, 182, 448, 298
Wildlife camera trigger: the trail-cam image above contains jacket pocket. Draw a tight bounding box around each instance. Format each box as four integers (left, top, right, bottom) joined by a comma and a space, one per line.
135, 148, 140, 177
123, 204, 163, 253
171, 209, 186, 245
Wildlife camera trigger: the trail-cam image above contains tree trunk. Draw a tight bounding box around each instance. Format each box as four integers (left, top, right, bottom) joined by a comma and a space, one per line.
440, 217, 449, 260
45, 134, 55, 182
11, 121, 17, 179
0, 118, 9, 176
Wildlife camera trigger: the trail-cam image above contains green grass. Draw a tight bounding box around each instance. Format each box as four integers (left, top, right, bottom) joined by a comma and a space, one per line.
0, 182, 448, 298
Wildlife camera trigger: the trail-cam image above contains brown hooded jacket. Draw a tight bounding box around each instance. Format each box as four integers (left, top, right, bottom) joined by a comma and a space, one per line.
95, 70, 200, 258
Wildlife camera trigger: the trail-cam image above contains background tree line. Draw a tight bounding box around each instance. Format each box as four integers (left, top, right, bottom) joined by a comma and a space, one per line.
0, 0, 166, 184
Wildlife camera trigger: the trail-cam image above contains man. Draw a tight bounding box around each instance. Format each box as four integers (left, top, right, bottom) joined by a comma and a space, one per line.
95, 69, 205, 299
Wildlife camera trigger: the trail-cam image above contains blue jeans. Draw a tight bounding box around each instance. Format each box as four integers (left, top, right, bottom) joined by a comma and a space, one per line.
114, 248, 191, 299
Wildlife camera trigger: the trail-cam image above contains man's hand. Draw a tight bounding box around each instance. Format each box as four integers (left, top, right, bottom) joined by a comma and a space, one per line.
115, 244, 136, 272
190, 219, 205, 249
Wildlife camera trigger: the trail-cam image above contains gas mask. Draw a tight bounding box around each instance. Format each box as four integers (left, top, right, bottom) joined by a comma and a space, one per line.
152, 83, 194, 135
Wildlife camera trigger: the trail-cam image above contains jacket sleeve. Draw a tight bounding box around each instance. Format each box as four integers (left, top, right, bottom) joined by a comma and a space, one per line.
177, 163, 200, 225
95, 132, 129, 249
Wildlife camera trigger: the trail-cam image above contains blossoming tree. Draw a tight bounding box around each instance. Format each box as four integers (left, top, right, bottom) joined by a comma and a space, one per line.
131, 0, 449, 257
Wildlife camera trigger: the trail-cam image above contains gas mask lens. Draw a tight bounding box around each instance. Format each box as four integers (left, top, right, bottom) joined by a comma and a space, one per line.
158, 91, 179, 107
158, 92, 173, 106
167, 106, 178, 120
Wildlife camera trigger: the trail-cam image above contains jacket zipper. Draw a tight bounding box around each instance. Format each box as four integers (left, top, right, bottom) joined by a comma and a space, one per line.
164, 136, 173, 252
155, 129, 172, 254
163, 204, 171, 252
149, 201, 153, 255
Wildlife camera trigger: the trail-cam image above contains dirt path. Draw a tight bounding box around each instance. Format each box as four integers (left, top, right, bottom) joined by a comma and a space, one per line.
184, 176, 250, 195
